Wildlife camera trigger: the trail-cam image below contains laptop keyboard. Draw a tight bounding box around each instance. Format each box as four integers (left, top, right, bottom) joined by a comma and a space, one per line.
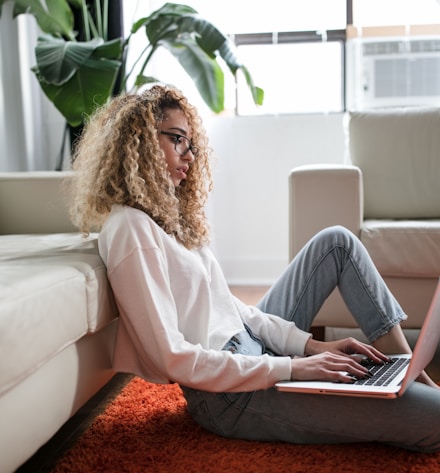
354, 357, 410, 386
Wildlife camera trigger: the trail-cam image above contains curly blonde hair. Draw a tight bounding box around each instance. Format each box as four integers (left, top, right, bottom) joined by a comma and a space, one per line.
67, 85, 213, 249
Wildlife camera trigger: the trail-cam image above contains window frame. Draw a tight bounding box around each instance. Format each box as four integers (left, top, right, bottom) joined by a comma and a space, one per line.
230, 0, 353, 114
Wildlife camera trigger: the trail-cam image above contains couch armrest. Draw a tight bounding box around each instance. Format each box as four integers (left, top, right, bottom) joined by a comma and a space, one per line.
0, 171, 77, 235
289, 164, 363, 259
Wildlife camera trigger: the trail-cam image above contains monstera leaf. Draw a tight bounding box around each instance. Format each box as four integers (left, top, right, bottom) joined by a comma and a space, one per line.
33, 35, 123, 126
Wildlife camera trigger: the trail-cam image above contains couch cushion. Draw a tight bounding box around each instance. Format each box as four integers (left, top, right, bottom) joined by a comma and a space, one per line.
348, 108, 440, 219
360, 219, 440, 278
0, 233, 118, 395
0, 172, 77, 235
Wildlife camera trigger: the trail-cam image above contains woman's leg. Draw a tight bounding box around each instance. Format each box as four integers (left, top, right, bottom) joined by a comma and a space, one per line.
182, 381, 440, 452
257, 225, 406, 342
257, 225, 437, 386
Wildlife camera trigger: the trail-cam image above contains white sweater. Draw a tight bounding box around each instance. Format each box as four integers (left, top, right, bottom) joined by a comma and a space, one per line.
98, 205, 311, 392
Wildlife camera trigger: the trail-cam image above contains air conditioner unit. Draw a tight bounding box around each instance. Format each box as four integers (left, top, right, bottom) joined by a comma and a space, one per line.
346, 36, 440, 110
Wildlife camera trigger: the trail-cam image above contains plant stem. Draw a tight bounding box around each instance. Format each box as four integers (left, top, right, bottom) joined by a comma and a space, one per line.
95, 0, 103, 37
81, 0, 91, 41
103, 0, 108, 40
122, 44, 154, 92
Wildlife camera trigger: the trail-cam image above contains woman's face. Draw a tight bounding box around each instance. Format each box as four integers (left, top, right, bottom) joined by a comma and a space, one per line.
158, 108, 196, 187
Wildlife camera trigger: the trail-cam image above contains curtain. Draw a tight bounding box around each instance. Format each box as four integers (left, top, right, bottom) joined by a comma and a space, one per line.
0, 3, 66, 171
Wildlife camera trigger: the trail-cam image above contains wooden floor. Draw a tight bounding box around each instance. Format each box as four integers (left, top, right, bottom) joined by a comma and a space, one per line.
229, 285, 269, 305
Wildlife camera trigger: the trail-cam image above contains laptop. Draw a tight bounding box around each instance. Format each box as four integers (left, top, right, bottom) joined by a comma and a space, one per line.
275, 280, 440, 399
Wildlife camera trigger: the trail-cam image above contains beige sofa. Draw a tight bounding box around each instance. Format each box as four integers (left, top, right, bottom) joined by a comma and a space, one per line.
0, 172, 119, 473
289, 108, 440, 331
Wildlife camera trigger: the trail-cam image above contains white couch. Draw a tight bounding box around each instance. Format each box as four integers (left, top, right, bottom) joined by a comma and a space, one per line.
0, 172, 119, 473
289, 108, 440, 331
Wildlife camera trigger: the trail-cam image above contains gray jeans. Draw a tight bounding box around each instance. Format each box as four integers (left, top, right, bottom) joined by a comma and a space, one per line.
182, 226, 440, 452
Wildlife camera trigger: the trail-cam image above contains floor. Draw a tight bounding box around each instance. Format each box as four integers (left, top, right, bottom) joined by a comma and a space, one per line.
16, 285, 440, 472
229, 284, 268, 305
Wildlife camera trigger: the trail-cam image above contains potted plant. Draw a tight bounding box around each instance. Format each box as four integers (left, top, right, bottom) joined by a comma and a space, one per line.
0, 0, 264, 129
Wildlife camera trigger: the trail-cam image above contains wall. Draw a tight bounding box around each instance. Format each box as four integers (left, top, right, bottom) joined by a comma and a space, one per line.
205, 112, 346, 285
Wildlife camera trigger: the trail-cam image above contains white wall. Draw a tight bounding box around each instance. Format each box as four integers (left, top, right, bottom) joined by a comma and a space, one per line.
205, 112, 346, 285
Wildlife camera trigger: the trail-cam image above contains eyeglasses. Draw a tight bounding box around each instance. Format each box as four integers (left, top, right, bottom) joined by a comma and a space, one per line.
160, 131, 199, 157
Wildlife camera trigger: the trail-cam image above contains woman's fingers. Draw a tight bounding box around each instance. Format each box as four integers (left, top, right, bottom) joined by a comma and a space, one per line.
324, 337, 391, 364
349, 341, 391, 364
291, 352, 372, 382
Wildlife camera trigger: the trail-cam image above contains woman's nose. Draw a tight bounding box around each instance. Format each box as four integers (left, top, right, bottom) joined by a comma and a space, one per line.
183, 150, 195, 162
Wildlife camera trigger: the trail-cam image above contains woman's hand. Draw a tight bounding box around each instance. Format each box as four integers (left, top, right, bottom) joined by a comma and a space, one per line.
289, 337, 390, 383
305, 337, 390, 363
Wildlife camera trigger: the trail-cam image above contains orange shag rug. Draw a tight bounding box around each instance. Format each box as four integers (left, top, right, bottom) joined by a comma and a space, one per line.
52, 377, 440, 473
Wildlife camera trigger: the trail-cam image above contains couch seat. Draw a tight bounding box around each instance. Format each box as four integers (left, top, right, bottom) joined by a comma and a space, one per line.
361, 219, 440, 278
0, 233, 117, 396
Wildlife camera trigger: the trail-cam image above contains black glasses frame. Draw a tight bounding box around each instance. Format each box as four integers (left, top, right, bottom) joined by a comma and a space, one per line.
160, 131, 199, 157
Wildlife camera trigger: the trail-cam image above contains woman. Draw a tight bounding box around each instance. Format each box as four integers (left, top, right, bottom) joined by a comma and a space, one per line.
69, 85, 440, 452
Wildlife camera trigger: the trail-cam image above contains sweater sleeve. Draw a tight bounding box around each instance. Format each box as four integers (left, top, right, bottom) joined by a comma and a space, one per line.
108, 248, 293, 392
233, 297, 312, 356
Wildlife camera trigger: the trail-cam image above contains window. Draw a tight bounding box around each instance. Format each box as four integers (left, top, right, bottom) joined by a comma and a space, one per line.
236, 40, 344, 114
201, 0, 348, 115
123, 1, 440, 115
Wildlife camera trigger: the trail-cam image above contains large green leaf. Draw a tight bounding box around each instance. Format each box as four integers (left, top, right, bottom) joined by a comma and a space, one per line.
35, 55, 121, 126
34, 35, 122, 85
217, 42, 264, 106
33, 36, 123, 126
35, 36, 98, 84
136, 5, 224, 57
93, 37, 123, 58
165, 37, 224, 113
134, 75, 161, 88
238, 65, 264, 106
131, 3, 197, 38
3, 0, 75, 39
178, 16, 226, 57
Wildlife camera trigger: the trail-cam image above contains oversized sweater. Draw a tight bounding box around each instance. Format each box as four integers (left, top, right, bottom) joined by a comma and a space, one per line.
98, 205, 312, 392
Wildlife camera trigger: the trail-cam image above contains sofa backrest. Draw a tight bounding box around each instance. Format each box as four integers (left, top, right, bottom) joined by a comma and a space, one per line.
0, 171, 77, 234
348, 108, 440, 219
